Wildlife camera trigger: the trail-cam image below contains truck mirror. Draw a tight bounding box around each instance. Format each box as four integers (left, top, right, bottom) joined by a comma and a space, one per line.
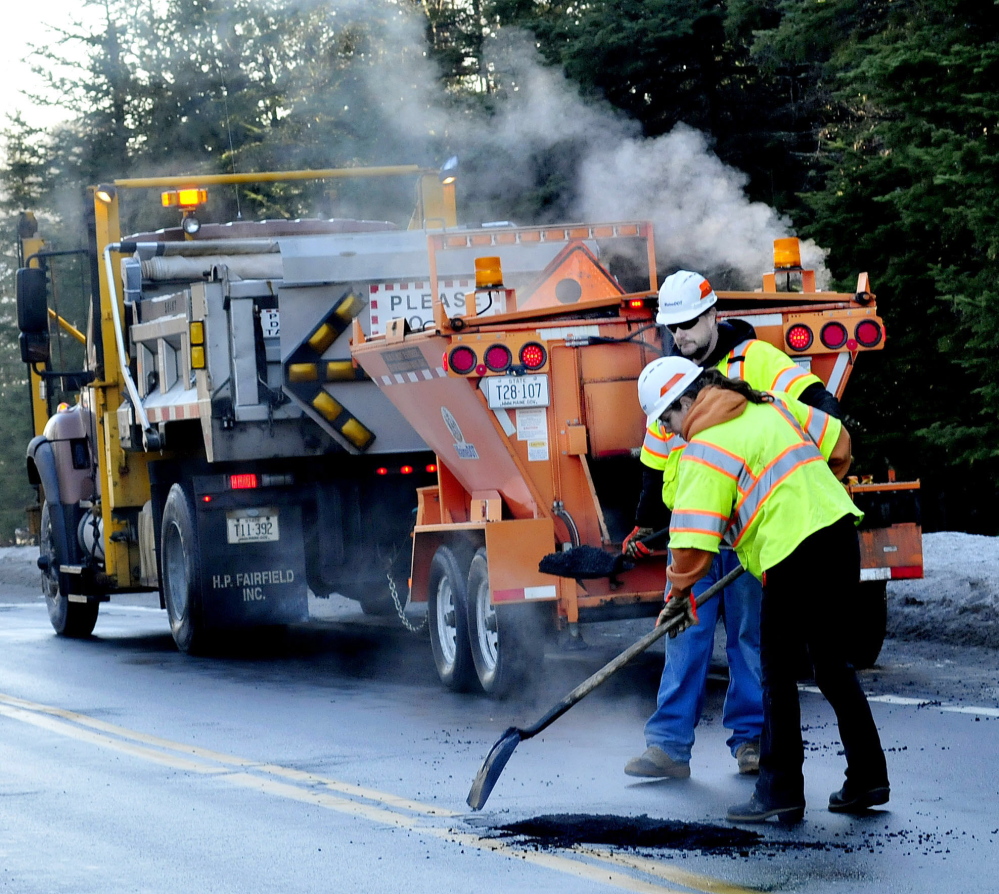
16, 267, 49, 334
19, 330, 50, 364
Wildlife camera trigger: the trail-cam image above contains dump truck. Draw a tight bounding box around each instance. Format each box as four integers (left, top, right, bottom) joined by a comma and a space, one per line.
15, 167, 919, 683
14, 166, 480, 650
350, 227, 922, 695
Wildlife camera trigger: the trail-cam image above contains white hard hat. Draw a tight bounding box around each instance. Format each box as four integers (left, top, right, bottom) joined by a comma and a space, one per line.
637, 356, 704, 421
656, 270, 718, 326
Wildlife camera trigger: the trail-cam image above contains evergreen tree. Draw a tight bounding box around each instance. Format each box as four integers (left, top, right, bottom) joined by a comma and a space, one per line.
767, 0, 999, 531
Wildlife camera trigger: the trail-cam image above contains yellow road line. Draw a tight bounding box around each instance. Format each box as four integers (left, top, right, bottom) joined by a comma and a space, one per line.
577, 847, 759, 894
0, 691, 758, 894
0, 691, 455, 816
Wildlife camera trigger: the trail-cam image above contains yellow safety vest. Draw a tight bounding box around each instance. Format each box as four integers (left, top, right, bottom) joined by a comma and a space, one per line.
667, 397, 861, 579
645, 391, 842, 511
641, 338, 823, 473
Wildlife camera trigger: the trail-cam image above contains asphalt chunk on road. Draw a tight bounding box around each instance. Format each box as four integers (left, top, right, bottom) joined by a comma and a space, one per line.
492, 813, 762, 853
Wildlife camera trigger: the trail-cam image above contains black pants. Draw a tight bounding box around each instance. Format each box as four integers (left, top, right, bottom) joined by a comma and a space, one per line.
755, 515, 889, 807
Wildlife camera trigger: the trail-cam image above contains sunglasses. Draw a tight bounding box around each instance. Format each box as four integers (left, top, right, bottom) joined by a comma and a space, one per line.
666, 314, 703, 333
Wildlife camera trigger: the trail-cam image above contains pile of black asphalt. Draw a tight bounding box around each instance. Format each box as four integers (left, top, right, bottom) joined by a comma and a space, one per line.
491, 813, 767, 854
483, 812, 960, 859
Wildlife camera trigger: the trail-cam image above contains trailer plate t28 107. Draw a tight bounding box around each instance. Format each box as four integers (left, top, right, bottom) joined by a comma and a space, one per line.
483, 375, 550, 409
226, 510, 280, 544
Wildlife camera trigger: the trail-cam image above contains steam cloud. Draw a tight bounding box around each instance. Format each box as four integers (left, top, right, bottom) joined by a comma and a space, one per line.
358, 12, 828, 288
32, 0, 828, 287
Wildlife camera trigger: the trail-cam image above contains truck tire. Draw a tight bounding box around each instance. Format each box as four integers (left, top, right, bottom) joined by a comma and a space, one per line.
466, 548, 546, 698
161, 484, 211, 654
846, 580, 888, 669
40, 501, 99, 637
427, 543, 479, 692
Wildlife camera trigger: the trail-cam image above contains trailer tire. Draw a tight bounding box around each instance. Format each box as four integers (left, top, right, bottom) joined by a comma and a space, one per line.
846, 580, 888, 669
427, 543, 479, 692
467, 548, 545, 698
40, 501, 99, 638
161, 484, 211, 654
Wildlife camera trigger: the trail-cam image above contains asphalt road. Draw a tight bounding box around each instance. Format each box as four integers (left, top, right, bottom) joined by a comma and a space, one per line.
2, 570, 998, 893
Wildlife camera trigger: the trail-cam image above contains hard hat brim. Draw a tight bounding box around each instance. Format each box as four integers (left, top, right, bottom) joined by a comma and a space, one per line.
656, 291, 717, 326
645, 367, 704, 420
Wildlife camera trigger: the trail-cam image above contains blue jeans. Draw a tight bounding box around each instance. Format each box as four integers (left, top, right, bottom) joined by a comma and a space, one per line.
644, 549, 763, 762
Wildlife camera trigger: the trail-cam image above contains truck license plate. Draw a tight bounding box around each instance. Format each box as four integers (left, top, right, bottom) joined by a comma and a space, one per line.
226, 511, 280, 544
484, 375, 550, 409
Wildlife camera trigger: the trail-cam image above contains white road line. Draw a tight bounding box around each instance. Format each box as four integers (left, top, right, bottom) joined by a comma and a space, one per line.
801, 686, 999, 718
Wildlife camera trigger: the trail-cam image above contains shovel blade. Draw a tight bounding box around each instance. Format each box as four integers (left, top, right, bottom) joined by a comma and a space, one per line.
466, 727, 523, 811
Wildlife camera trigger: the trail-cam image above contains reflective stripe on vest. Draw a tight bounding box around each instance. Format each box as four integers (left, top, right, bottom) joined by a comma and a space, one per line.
643, 424, 685, 462
771, 363, 812, 393
730, 440, 826, 545
669, 508, 730, 539
719, 339, 753, 381
721, 338, 818, 399
641, 422, 687, 471
682, 440, 752, 490
772, 394, 834, 456
667, 397, 861, 578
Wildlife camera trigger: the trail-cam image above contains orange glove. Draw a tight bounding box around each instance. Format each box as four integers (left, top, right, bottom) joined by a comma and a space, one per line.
622, 526, 654, 558
656, 589, 699, 638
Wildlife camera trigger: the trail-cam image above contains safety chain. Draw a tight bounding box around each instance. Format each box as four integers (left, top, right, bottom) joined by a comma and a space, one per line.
387, 570, 427, 634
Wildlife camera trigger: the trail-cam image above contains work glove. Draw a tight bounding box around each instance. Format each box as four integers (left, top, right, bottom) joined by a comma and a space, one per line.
656, 589, 698, 638
622, 526, 655, 558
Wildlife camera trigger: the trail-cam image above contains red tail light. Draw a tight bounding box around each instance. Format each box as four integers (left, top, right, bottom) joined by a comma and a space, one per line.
229, 473, 258, 489
425, 463, 438, 473
448, 345, 477, 374
520, 342, 547, 370
375, 467, 389, 476
820, 322, 848, 350
400, 465, 414, 475
484, 343, 513, 372
855, 320, 883, 348
786, 324, 813, 352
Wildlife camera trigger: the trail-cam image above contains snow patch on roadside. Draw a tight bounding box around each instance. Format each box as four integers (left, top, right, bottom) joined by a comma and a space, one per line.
887, 532, 999, 649
0, 545, 43, 590
4, 533, 999, 649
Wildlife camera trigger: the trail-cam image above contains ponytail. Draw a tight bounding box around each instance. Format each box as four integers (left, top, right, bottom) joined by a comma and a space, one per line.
677, 367, 773, 405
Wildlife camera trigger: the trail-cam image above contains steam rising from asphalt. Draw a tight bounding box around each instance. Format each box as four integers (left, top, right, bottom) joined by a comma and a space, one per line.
354, 12, 827, 288
49, 0, 828, 286
576, 129, 829, 288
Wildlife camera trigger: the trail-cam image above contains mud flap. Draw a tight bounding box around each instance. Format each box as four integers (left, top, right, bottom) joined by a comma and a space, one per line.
194, 501, 309, 628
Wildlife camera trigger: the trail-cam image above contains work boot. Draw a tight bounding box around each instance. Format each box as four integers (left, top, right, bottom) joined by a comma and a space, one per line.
828, 784, 890, 814
735, 741, 760, 775
726, 794, 805, 825
624, 745, 691, 778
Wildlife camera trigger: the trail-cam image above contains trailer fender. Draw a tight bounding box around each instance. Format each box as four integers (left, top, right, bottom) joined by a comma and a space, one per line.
412, 518, 562, 605
410, 528, 484, 603
481, 518, 559, 605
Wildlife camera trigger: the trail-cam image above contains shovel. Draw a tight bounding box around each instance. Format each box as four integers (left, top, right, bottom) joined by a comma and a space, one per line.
465, 562, 746, 811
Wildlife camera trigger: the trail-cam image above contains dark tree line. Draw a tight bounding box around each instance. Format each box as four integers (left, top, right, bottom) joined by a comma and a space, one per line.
1, 0, 997, 540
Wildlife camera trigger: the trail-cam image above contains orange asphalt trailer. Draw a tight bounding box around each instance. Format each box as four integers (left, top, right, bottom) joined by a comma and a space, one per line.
350, 223, 920, 697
